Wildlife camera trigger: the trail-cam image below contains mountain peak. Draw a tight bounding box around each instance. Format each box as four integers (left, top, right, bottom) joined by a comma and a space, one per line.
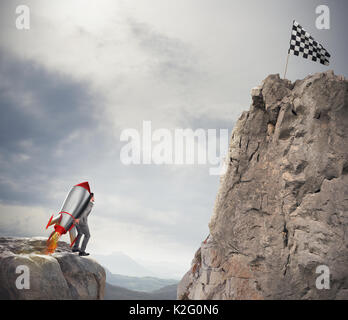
178, 71, 348, 300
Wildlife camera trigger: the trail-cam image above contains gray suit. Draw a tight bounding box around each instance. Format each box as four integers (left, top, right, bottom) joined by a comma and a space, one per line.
73, 201, 93, 252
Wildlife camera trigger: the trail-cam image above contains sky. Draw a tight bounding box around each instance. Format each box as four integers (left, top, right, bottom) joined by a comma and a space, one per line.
0, 0, 347, 278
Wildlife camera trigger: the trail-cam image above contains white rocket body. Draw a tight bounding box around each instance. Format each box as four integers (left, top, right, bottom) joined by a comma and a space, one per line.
46, 182, 91, 247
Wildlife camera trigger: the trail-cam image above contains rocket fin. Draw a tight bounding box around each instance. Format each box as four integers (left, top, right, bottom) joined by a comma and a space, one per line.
69, 226, 78, 247
46, 214, 62, 229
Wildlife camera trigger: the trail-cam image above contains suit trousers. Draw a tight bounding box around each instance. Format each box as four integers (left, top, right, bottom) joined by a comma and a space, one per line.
73, 223, 90, 252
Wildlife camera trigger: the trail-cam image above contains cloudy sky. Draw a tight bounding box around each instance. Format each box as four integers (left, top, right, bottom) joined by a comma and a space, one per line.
0, 0, 347, 278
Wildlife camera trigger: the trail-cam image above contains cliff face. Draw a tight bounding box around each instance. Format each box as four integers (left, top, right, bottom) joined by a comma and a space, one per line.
178, 71, 348, 300
0, 237, 105, 300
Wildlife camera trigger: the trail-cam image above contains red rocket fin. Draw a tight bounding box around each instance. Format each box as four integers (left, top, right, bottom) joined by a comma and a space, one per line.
75, 181, 91, 193
46, 215, 53, 229
46, 214, 62, 229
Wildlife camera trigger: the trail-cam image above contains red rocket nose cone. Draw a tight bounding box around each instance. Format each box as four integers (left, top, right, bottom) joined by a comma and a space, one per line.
75, 181, 91, 193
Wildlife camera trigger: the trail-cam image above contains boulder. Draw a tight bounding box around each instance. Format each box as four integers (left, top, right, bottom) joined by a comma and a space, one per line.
0, 237, 105, 300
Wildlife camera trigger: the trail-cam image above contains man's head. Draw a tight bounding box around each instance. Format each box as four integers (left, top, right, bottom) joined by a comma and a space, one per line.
90, 193, 95, 203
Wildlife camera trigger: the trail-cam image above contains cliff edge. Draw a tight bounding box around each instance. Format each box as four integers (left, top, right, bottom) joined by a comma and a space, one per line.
0, 237, 106, 299
178, 71, 348, 300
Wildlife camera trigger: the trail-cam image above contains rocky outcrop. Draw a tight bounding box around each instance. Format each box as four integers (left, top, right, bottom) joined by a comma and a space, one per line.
0, 237, 106, 300
178, 71, 348, 300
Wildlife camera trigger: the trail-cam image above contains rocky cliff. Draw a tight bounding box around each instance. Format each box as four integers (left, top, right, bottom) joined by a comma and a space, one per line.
0, 237, 106, 299
178, 71, 348, 300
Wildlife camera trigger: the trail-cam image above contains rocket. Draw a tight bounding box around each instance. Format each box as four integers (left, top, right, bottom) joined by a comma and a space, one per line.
45, 181, 92, 253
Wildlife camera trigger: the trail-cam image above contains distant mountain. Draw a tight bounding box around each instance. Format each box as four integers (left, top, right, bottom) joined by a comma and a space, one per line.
104, 283, 177, 300
151, 284, 178, 299
105, 268, 177, 292
93, 252, 155, 277
137, 259, 188, 280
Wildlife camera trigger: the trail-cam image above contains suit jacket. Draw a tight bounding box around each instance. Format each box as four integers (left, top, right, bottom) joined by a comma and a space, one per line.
79, 201, 94, 226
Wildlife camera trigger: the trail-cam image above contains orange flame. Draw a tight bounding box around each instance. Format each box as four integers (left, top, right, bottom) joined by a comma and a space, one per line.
46, 231, 61, 254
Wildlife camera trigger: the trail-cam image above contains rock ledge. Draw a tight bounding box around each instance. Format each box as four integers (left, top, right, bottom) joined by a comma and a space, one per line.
0, 236, 105, 300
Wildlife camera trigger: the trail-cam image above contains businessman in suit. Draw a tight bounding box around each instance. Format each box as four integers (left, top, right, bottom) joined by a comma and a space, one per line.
72, 193, 94, 256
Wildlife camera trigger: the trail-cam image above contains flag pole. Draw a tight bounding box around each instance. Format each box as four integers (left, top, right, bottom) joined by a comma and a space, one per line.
283, 52, 290, 79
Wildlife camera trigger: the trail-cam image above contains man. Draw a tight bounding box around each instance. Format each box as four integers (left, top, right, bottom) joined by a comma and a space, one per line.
72, 193, 94, 256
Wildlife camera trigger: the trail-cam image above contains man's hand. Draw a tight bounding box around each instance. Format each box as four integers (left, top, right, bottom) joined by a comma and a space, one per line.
75, 219, 80, 224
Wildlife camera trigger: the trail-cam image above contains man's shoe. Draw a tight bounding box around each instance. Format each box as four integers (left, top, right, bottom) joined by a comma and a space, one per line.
72, 248, 80, 253
79, 251, 90, 256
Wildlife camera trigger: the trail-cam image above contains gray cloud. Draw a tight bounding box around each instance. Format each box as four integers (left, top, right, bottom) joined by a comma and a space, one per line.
128, 18, 199, 85
0, 50, 106, 206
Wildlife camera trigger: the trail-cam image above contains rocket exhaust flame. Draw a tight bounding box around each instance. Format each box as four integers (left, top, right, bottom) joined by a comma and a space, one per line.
46, 231, 61, 254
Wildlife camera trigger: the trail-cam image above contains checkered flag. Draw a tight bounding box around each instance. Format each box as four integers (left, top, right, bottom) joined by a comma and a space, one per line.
288, 20, 331, 66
